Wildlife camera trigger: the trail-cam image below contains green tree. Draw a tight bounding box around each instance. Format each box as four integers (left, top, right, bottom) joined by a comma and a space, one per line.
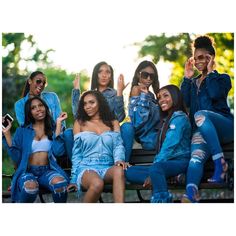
137, 33, 234, 109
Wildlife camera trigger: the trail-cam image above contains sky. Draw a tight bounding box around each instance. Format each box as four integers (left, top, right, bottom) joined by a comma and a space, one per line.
1, 0, 236, 236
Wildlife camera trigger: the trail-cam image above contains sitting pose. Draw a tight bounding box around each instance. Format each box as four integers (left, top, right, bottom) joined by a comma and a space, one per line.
181, 35, 234, 202
67, 90, 127, 203
2, 97, 69, 203
125, 85, 191, 203
121, 60, 160, 161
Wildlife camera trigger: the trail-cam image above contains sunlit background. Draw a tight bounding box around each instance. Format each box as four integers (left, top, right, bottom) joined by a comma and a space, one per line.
1, 0, 235, 235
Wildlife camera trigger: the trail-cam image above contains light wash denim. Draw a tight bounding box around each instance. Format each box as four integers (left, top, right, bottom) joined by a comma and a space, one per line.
70, 131, 125, 195
72, 88, 125, 122
15, 92, 66, 128
17, 165, 68, 203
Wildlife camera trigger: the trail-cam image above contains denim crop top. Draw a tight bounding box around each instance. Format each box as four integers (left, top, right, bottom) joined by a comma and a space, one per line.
32, 137, 52, 153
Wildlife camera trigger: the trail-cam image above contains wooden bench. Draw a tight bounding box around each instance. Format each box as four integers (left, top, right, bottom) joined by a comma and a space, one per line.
2, 142, 234, 203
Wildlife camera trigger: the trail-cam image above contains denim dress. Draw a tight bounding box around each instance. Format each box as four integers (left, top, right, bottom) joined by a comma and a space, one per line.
70, 131, 125, 195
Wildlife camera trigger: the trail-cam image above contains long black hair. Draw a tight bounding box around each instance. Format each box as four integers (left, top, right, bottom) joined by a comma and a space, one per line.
130, 60, 159, 96
77, 90, 115, 131
157, 85, 188, 149
24, 96, 54, 139
21, 71, 47, 97
192, 35, 216, 56
90, 61, 114, 90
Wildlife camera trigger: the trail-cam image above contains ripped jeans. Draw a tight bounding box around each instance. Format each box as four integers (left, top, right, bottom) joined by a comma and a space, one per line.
17, 165, 68, 203
194, 110, 233, 160
186, 116, 233, 190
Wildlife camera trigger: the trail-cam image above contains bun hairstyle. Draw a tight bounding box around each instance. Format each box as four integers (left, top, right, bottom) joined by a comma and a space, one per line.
193, 35, 216, 56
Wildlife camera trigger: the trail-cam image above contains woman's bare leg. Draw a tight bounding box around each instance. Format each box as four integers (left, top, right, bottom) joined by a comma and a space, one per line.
81, 170, 104, 203
104, 166, 125, 203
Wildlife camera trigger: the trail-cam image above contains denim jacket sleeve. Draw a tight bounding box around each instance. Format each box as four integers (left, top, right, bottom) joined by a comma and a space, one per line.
129, 92, 158, 129
71, 89, 80, 118
51, 133, 67, 157
112, 132, 125, 163
180, 77, 192, 108
70, 136, 83, 184
154, 115, 189, 163
14, 99, 25, 126
2, 128, 23, 166
114, 95, 126, 122
205, 71, 231, 99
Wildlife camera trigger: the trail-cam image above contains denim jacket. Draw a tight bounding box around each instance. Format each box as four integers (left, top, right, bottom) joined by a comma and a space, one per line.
154, 111, 191, 163
2, 125, 69, 202
15, 92, 66, 128
129, 92, 160, 150
72, 88, 125, 122
180, 70, 233, 125
70, 131, 125, 184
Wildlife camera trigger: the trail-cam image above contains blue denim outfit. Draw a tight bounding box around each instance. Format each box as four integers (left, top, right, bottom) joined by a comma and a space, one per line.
125, 111, 191, 202
3, 125, 69, 203
70, 131, 125, 196
181, 71, 234, 192
121, 92, 160, 161
15, 92, 66, 128
72, 88, 125, 122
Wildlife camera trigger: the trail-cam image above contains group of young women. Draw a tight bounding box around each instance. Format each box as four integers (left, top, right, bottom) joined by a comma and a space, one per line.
2, 35, 234, 203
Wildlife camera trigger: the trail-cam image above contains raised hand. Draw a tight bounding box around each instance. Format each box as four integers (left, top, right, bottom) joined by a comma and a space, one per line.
117, 74, 129, 96
57, 112, 68, 123
184, 57, 194, 79
73, 73, 80, 90
206, 54, 215, 74
2, 116, 12, 134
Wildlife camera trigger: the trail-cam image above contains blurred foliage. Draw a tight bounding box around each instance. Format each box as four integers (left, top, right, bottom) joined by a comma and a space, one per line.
136, 33, 234, 110
2, 33, 89, 172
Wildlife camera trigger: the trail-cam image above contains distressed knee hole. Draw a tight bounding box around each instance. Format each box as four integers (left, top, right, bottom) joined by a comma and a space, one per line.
24, 180, 38, 194
191, 149, 206, 162
50, 176, 67, 193
191, 132, 206, 144
195, 115, 205, 127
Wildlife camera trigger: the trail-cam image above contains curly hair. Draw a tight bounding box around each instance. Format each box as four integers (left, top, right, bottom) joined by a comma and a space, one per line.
24, 96, 54, 139
77, 90, 115, 130
90, 61, 114, 90
130, 60, 159, 96
192, 35, 216, 56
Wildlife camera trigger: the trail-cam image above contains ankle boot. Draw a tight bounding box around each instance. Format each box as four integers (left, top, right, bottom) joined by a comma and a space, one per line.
208, 157, 228, 183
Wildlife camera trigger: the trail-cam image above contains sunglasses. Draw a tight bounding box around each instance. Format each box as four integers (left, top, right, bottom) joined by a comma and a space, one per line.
36, 79, 46, 86
139, 71, 155, 80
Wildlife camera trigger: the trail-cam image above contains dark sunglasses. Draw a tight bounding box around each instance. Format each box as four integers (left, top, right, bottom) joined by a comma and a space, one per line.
36, 79, 46, 86
139, 71, 155, 80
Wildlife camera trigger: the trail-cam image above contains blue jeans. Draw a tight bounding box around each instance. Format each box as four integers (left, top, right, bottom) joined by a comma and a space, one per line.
186, 132, 210, 188
17, 165, 68, 203
194, 110, 234, 160
125, 159, 189, 193
120, 122, 135, 162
